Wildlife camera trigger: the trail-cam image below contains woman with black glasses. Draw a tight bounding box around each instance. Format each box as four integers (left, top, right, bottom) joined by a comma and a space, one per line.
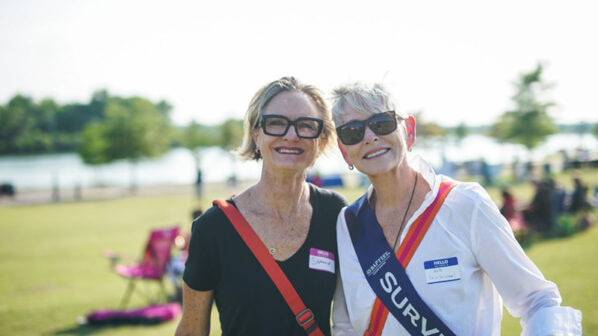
176, 77, 346, 336
329, 82, 581, 335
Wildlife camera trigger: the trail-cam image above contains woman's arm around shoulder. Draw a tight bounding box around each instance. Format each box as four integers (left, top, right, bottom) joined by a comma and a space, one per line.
175, 283, 214, 336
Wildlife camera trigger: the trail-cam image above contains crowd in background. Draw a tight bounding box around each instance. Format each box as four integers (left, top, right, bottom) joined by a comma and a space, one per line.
500, 170, 594, 244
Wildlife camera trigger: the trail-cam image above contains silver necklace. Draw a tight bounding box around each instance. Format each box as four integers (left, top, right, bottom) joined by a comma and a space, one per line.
265, 185, 308, 257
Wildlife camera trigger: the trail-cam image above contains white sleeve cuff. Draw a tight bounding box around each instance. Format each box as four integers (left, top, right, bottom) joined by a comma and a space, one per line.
521, 306, 582, 336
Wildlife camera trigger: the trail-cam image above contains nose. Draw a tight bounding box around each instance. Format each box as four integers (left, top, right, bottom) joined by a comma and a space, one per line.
283, 124, 299, 140
363, 125, 378, 144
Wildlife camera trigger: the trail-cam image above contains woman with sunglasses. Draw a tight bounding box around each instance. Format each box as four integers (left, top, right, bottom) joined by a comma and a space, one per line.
330, 82, 581, 336
176, 77, 346, 336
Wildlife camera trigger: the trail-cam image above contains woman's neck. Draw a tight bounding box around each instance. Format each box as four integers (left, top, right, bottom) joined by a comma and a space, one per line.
369, 163, 418, 210
249, 167, 309, 215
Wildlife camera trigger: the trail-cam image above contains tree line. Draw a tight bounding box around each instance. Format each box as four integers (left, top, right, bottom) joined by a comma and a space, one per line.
1, 63, 597, 164
0, 90, 244, 160
0, 90, 107, 154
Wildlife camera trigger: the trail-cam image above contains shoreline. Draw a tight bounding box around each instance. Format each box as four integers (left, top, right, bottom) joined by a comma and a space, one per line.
0, 180, 257, 207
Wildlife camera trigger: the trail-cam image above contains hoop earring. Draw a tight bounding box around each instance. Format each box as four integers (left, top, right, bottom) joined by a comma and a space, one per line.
348, 164, 354, 170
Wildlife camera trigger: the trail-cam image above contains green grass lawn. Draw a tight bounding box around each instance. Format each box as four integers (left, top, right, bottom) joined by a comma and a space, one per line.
0, 194, 200, 336
0, 169, 595, 335
500, 225, 597, 334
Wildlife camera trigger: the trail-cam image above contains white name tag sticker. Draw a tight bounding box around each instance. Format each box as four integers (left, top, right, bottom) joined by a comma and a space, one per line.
309, 248, 335, 274
424, 257, 461, 284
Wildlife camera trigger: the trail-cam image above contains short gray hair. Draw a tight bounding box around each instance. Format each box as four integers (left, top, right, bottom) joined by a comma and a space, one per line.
236, 76, 335, 161
331, 82, 411, 166
330, 82, 407, 125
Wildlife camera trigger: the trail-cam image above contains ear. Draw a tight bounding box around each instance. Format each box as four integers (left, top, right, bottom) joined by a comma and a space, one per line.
337, 139, 352, 165
404, 116, 416, 149
252, 128, 259, 147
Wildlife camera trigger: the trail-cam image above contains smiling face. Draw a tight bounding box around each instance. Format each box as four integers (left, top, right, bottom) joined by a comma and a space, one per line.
253, 91, 321, 173
337, 105, 415, 177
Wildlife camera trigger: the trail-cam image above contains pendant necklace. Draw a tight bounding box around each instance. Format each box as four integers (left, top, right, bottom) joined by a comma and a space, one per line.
266, 186, 307, 257
391, 174, 418, 251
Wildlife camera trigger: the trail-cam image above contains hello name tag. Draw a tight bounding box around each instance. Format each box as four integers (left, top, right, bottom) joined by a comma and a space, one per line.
309, 248, 335, 273
424, 257, 461, 284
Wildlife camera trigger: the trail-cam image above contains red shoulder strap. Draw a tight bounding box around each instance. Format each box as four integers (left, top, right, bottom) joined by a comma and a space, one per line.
364, 181, 457, 336
213, 200, 324, 336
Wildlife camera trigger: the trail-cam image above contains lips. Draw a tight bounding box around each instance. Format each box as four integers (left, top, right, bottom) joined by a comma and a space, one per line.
363, 148, 389, 159
275, 147, 304, 154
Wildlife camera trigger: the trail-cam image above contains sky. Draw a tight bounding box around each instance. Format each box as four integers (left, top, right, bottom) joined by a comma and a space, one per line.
1, 0, 597, 127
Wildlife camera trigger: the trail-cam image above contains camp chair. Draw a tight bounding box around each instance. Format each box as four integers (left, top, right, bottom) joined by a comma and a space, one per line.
108, 226, 180, 308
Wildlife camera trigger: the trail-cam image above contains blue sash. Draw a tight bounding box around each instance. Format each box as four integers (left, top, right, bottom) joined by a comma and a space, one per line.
345, 193, 456, 336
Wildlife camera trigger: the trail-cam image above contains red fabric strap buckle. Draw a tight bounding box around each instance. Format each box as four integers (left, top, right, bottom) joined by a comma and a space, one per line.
297, 308, 319, 335
296, 308, 314, 327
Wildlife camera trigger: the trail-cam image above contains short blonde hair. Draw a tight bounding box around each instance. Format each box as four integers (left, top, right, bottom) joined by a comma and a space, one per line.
236, 76, 335, 161
330, 82, 407, 125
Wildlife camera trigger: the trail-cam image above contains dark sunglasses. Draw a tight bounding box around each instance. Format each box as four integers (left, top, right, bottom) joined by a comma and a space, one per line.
336, 111, 399, 145
258, 114, 324, 139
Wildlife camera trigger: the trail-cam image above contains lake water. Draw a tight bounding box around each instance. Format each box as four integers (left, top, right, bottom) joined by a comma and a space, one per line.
0, 133, 596, 191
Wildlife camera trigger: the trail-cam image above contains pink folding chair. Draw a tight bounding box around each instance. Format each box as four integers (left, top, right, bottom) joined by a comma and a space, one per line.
109, 226, 180, 307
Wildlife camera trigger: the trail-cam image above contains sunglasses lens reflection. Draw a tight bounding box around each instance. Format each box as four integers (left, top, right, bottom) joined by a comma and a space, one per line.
369, 114, 397, 135
339, 124, 365, 145
338, 112, 397, 145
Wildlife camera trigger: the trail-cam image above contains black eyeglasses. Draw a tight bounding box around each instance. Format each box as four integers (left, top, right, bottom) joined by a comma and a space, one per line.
258, 114, 324, 139
336, 111, 399, 145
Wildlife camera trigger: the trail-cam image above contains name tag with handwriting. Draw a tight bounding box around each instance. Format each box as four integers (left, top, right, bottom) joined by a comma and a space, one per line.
424, 257, 461, 284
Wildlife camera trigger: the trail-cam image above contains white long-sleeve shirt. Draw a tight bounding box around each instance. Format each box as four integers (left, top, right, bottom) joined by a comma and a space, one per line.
332, 156, 582, 336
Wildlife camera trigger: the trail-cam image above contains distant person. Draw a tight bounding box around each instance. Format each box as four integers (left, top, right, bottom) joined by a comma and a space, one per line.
525, 161, 534, 179
176, 77, 347, 335
569, 175, 590, 214
500, 188, 516, 218
481, 159, 492, 186
500, 188, 526, 233
168, 208, 202, 302
569, 174, 594, 230
552, 180, 568, 216
195, 170, 203, 198
524, 179, 556, 234
329, 82, 581, 335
